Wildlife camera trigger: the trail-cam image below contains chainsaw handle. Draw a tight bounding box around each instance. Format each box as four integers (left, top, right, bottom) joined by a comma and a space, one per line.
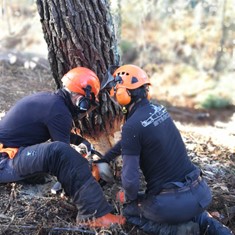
91, 149, 104, 159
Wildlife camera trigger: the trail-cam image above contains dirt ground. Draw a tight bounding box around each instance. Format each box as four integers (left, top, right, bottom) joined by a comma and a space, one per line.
0, 59, 235, 234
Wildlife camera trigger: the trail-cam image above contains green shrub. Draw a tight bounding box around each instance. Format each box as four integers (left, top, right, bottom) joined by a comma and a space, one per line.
201, 94, 232, 109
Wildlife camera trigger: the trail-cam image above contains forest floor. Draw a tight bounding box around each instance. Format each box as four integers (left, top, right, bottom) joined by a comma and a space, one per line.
0, 1, 235, 234
0, 57, 235, 234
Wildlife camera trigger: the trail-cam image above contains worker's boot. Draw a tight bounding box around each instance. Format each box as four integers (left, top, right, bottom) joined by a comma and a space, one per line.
194, 211, 233, 235
126, 215, 200, 235
77, 213, 126, 228
176, 221, 200, 235
74, 177, 125, 228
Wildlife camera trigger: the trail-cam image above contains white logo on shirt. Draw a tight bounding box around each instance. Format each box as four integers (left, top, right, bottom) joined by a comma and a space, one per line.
141, 104, 169, 127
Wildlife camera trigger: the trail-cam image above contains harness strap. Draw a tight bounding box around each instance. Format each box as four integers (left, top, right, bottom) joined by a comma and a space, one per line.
0, 143, 19, 159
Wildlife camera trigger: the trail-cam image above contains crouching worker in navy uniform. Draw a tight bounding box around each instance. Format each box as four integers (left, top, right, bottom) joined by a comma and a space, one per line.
0, 67, 125, 228
95, 64, 233, 234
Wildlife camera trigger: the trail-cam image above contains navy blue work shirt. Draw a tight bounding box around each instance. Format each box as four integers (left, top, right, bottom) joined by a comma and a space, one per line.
121, 98, 196, 199
0, 90, 74, 147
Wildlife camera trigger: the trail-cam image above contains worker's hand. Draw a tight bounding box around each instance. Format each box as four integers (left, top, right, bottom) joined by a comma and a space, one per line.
77, 141, 93, 157
96, 162, 114, 183
116, 190, 126, 204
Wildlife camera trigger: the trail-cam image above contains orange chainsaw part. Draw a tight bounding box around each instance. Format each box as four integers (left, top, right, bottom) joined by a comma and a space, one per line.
116, 190, 126, 204
80, 146, 100, 182
0, 143, 18, 159
91, 164, 100, 181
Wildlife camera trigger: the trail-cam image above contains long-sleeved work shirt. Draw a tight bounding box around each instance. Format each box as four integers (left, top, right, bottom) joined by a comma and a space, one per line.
0, 89, 81, 147
104, 98, 196, 201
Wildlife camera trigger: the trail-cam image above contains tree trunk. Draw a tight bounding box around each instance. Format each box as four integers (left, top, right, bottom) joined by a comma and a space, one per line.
213, 0, 227, 71
36, 0, 123, 152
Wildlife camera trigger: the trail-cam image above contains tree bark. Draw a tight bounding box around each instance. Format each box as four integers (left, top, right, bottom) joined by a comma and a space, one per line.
36, 0, 123, 151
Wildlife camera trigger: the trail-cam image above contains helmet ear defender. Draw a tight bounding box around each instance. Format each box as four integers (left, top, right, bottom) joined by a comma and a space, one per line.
76, 85, 92, 112
115, 86, 150, 106
116, 87, 131, 106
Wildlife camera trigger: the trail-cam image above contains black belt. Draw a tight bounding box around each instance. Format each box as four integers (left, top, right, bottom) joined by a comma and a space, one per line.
160, 176, 202, 195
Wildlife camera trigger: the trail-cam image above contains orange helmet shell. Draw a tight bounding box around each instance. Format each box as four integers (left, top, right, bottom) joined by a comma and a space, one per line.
62, 67, 100, 96
113, 64, 150, 90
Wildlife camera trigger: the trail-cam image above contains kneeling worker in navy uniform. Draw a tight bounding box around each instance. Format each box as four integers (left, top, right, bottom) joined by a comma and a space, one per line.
0, 67, 125, 228
97, 64, 233, 234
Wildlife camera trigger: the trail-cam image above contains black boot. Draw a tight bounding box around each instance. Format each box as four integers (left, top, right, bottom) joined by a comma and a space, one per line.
126, 215, 200, 235
194, 211, 234, 235
176, 221, 200, 235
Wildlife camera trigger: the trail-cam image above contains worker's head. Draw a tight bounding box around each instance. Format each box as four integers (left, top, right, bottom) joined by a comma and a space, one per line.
62, 67, 100, 113
110, 64, 151, 106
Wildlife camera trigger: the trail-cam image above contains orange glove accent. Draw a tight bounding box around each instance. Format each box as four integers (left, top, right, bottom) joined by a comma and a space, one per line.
116, 190, 126, 204
92, 164, 100, 181
0, 143, 18, 159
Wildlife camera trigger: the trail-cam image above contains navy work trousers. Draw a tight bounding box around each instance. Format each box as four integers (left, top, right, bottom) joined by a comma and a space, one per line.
0, 141, 112, 218
124, 169, 212, 224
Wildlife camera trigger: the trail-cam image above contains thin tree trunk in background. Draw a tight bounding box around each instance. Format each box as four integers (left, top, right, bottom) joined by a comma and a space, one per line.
36, 0, 123, 151
213, 0, 227, 71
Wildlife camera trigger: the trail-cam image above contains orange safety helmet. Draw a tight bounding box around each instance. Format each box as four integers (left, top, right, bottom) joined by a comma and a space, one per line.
62, 67, 100, 97
111, 64, 151, 106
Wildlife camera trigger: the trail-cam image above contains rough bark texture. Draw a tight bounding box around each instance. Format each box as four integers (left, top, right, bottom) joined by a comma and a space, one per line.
36, 0, 119, 83
36, 0, 123, 149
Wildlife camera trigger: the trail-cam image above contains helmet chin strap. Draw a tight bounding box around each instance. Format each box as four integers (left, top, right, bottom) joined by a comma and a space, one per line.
63, 87, 72, 93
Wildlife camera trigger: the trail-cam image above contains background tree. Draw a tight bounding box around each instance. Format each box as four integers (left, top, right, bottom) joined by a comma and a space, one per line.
36, 0, 123, 150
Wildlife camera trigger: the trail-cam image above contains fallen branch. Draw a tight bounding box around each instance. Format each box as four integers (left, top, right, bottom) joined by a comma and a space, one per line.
167, 106, 210, 120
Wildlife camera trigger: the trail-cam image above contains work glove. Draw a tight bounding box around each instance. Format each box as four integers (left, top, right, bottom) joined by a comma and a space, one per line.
116, 190, 139, 205
92, 153, 114, 183
91, 162, 114, 183
74, 141, 93, 157
96, 162, 114, 183
116, 190, 126, 204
